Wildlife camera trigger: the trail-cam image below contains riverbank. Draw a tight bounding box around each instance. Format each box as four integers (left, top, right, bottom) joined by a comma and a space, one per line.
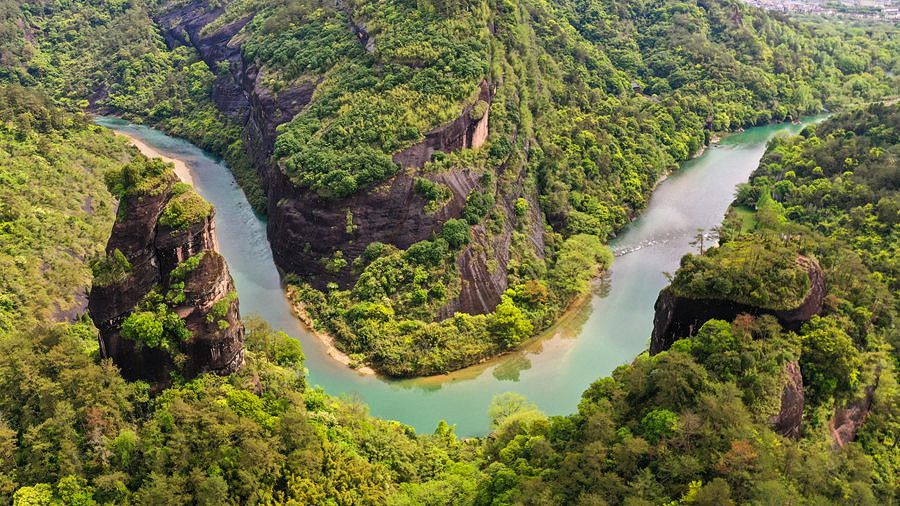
285, 286, 376, 376
113, 129, 194, 185
284, 274, 600, 380
93, 115, 816, 436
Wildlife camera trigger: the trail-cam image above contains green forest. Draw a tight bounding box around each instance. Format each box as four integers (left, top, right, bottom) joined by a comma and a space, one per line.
279, 0, 899, 375
0, 79, 897, 506
1, 0, 899, 375
0, 0, 898, 502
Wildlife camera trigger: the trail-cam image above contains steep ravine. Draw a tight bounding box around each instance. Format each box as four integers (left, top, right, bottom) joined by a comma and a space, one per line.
153, 3, 532, 315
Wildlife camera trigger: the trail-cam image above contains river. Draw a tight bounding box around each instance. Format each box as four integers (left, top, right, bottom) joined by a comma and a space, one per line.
94, 116, 818, 436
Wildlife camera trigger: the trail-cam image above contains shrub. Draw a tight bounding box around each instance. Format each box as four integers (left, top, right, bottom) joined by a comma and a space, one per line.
415, 178, 452, 213
463, 191, 494, 224
489, 296, 533, 348
170, 253, 205, 280
406, 239, 449, 266
159, 191, 212, 230
800, 317, 862, 404
489, 138, 512, 161
441, 219, 471, 249
514, 197, 528, 217
91, 249, 132, 286
121, 311, 165, 349
640, 409, 679, 443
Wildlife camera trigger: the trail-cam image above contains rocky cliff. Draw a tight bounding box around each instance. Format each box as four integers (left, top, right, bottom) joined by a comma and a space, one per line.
768, 360, 804, 438
829, 370, 881, 448
153, 3, 539, 316
89, 164, 244, 386
650, 256, 825, 354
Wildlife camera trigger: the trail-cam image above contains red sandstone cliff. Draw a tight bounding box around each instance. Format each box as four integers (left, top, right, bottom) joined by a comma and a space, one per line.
89, 167, 244, 386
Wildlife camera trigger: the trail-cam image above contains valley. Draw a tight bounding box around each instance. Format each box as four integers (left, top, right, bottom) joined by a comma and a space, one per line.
96, 115, 820, 436
0, 0, 896, 502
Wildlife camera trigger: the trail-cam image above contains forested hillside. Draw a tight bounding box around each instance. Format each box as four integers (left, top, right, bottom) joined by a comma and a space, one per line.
453, 101, 898, 505
0, 86, 484, 505
0, 85, 131, 333
1, 0, 898, 374
0, 87, 896, 504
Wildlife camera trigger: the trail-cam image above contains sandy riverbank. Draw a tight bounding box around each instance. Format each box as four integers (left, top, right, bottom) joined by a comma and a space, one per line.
285, 287, 376, 376
114, 130, 194, 185
113, 129, 224, 251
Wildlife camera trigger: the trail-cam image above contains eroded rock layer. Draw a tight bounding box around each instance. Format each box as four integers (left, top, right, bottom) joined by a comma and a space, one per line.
89, 171, 244, 386
768, 360, 804, 438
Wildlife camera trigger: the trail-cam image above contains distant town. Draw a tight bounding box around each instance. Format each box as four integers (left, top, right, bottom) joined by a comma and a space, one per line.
741, 0, 900, 20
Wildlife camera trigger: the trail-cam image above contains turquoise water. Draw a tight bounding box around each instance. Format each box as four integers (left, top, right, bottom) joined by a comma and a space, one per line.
94, 116, 818, 436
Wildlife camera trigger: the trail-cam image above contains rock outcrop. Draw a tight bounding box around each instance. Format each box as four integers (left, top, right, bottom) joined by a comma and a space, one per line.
650, 256, 825, 354
89, 168, 244, 386
152, 3, 541, 316
768, 360, 804, 438
829, 370, 881, 448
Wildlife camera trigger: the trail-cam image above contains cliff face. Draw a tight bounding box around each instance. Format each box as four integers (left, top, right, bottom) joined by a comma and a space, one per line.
153, 4, 538, 316
650, 256, 825, 354
829, 370, 880, 448
89, 172, 244, 386
768, 360, 804, 438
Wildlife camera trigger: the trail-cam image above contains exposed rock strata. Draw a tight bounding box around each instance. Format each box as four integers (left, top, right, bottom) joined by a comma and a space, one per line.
650, 256, 825, 354
89, 172, 244, 386
829, 370, 881, 448
153, 4, 540, 315
768, 360, 804, 438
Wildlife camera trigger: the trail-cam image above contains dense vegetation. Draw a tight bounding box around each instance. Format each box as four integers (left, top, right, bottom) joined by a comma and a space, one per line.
670, 235, 811, 310
446, 102, 898, 505
0, 85, 131, 334
0, 65, 898, 506
0, 0, 263, 210
2, 0, 898, 374
0, 86, 485, 504
292, 233, 611, 376
265, 0, 899, 374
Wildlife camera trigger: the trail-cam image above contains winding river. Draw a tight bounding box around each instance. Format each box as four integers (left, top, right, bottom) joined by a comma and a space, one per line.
94, 116, 818, 436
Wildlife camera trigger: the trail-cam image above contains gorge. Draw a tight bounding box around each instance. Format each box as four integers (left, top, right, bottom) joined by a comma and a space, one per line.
94, 115, 818, 435
0, 0, 896, 499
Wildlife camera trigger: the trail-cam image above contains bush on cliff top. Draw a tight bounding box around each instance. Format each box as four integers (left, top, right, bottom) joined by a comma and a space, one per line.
671, 236, 811, 310
104, 156, 173, 198
159, 190, 213, 230
90, 249, 133, 287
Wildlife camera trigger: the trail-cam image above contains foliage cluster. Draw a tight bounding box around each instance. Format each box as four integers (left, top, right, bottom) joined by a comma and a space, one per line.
0, 85, 131, 335
671, 235, 811, 310
158, 190, 213, 230
90, 249, 133, 287
248, 0, 491, 197
733, 102, 899, 290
